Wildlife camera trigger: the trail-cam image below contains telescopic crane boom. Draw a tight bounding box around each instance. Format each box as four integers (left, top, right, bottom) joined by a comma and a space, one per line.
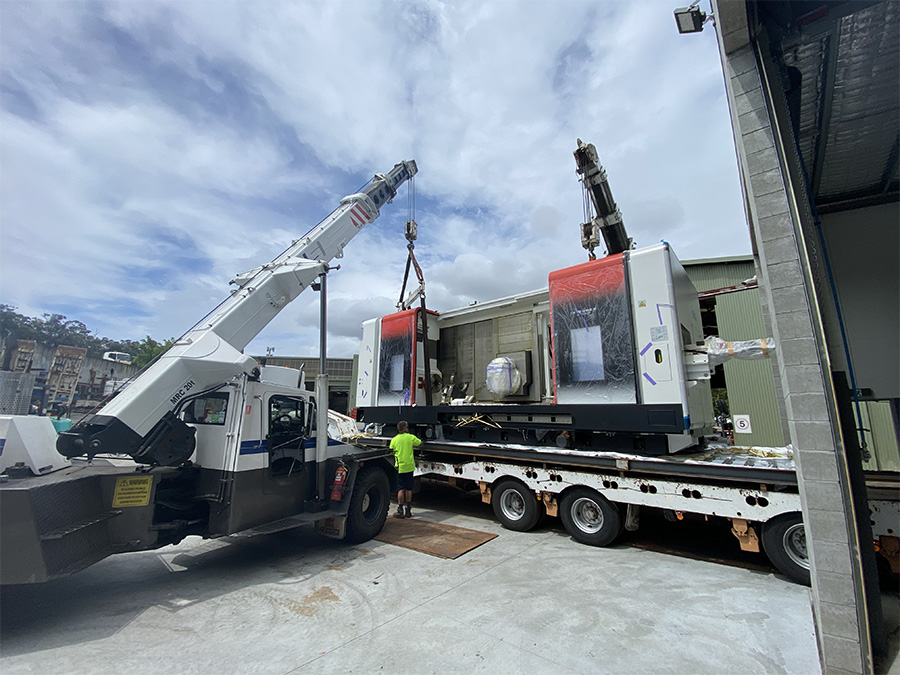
574, 139, 631, 258
58, 160, 417, 466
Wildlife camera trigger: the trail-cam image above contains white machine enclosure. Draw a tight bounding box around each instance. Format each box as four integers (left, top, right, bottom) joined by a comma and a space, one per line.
355, 308, 441, 410
356, 242, 714, 453
627, 243, 714, 446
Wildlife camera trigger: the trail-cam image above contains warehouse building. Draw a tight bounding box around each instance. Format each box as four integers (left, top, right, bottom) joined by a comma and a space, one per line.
704, 1, 899, 672
684, 255, 898, 471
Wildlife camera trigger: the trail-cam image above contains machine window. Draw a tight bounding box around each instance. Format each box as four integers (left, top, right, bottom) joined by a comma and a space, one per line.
570, 325, 605, 382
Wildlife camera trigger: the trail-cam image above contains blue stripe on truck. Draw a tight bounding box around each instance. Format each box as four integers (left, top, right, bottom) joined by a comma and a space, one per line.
239, 437, 344, 455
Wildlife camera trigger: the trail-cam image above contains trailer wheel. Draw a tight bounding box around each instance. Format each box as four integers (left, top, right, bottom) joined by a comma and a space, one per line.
491, 479, 543, 532
762, 512, 811, 586
345, 466, 390, 543
559, 487, 621, 547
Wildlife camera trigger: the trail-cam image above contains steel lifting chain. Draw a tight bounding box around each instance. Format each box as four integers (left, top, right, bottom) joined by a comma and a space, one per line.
397, 174, 424, 310
395, 176, 435, 405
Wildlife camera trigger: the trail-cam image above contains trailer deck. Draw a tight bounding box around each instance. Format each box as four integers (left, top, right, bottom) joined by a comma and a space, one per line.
356, 436, 798, 485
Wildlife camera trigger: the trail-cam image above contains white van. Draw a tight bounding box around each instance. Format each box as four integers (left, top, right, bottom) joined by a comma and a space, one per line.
102, 351, 132, 365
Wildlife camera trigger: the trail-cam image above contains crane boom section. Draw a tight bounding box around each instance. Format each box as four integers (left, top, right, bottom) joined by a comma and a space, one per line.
58, 160, 417, 466
573, 140, 630, 257
190, 159, 417, 350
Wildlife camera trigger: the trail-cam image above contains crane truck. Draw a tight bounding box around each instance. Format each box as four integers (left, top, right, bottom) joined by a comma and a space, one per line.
0, 158, 417, 585
352, 141, 899, 586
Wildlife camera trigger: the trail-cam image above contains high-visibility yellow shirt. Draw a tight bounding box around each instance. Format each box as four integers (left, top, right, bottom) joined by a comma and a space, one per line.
389, 432, 422, 473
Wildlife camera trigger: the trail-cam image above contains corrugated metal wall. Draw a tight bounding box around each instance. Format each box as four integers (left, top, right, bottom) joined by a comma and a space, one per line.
686, 258, 900, 461
715, 293, 785, 446
861, 401, 900, 472
686, 258, 785, 447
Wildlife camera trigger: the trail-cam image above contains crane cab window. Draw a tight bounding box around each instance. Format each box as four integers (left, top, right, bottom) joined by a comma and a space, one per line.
269, 396, 307, 435
183, 393, 229, 425
268, 396, 308, 478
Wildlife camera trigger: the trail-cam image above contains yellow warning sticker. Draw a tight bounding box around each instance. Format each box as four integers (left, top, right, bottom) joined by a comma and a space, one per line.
112, 475, 153, 507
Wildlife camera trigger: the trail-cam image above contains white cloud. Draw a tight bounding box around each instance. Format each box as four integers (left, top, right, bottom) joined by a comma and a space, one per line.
1, 0, 748, 359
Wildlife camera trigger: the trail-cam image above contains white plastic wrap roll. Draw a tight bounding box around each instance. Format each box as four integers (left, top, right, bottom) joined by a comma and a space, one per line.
705, 336, 776, 368
486, 357, 523, 398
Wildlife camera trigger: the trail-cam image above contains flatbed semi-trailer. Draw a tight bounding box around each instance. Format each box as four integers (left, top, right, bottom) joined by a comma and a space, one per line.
354, 434, 899, 586
351, 142, 898, 588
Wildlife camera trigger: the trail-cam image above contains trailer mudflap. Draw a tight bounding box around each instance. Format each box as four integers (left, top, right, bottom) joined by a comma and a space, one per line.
876, 536, 899, 573
730, 518, 760, 553
541, 492, 559, 517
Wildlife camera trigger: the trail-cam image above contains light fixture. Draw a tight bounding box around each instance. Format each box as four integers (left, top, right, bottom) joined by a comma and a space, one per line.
674, 2, 708, 34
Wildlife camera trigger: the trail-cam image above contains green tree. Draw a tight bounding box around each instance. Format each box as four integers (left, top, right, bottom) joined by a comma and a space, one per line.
34, 313, 95, 349
1, 304, 38, 342
131, 336, 175, 368
0, 305, 172, 364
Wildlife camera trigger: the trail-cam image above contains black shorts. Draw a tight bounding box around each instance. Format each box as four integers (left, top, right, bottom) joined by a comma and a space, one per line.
396, 471, 414, 491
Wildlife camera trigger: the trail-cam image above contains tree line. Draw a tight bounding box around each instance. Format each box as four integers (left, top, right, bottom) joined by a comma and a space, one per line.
1, 304, 173, 368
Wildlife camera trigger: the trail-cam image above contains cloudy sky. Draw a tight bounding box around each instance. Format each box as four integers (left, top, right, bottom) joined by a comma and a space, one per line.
0, 0, 748, 359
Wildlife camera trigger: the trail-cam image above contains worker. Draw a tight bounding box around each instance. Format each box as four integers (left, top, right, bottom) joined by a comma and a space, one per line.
389, 420, 422, 518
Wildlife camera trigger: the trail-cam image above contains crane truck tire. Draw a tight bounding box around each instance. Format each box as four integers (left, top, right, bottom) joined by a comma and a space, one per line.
559, 487, 622, 547
761, 512, 811, 586
344, 466, 391, 544
491, 479, 544, 532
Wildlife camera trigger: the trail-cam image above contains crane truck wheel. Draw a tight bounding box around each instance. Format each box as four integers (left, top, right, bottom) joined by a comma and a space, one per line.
559, 487, 622, 547
344, 466, 390, 543
761, 512, 811, 586
491, 479, 544, 532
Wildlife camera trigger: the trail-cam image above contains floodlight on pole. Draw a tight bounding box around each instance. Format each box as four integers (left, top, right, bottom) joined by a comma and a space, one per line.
674, 1, 711, 34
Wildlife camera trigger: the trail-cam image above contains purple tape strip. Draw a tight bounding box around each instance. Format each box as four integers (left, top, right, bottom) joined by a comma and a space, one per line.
640, 342, 652, 356
643, 373, 657, 386
656, 303, 675, 325
574, 307, 589, 330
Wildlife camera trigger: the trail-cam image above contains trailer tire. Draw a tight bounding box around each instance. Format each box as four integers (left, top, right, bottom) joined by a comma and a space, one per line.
559, 487, 621, 547
491, 479, 543, 532
762, 512, 811, 586
345, 466, 390, 544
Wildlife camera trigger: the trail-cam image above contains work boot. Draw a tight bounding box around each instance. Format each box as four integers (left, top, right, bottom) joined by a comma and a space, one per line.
394, 507, 406, 519
404, 505, 412, 518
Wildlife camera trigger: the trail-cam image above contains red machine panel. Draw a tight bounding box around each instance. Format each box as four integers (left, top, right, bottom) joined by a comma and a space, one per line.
378, 308, 418, 406
548, 254, 637, 405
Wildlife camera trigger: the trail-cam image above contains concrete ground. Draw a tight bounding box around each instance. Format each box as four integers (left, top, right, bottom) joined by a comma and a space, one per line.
0, 493, 827, 675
